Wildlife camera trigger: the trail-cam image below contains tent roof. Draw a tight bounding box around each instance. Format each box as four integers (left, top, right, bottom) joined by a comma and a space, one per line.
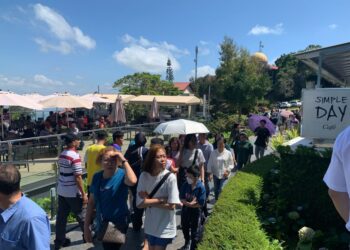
295, 42, 350, 86
129, 95, 201, 105
94, 94, 135, 103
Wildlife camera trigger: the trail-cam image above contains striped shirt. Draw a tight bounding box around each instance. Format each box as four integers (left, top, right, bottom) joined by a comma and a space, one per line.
57, 149, 83, 197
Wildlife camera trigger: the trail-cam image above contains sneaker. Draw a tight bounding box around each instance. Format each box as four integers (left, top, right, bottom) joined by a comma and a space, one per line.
54, 238, 71, 249
62, 238, 71, 247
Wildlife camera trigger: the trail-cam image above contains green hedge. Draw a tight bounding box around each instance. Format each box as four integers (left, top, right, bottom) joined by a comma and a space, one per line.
198, 155, 282, 250
259, 146, 348, 249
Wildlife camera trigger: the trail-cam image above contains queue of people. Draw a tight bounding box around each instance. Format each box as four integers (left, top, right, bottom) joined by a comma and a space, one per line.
81, 129, 257, 250
0, 126, 259, 250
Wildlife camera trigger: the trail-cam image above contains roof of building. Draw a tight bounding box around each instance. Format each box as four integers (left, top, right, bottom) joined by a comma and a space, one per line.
174, 82, 191, 91
295, 42, 350, 86
94, 94, 136, 103
129, 95, 201, 105
253, 52, 268, 63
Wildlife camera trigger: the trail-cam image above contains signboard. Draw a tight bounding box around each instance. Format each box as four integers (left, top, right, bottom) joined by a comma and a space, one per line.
302, 88, 350, 139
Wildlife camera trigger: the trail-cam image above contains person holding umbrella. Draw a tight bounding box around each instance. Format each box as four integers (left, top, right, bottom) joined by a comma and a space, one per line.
254, 120, 271, 159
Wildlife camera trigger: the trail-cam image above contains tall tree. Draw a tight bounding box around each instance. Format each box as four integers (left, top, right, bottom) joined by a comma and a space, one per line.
271, 44, 336, 101
113, 72, 181, 96
165, 58, 174, 83
216, 37, 271, 115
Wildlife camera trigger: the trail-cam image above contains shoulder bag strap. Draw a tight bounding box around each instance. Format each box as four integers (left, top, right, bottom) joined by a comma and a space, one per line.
148, 172, 171, 199
192, 149, 198, 166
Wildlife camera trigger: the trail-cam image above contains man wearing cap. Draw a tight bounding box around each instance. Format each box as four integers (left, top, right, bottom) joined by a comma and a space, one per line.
54, 133, 87, 249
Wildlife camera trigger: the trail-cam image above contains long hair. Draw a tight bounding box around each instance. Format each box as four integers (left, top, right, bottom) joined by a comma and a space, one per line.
168, 137, 180, 151
142, 144, 166, 174
183, 134, 197, 149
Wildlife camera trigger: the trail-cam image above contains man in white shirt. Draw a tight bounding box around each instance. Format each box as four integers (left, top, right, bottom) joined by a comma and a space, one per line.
324, 126, 350, 231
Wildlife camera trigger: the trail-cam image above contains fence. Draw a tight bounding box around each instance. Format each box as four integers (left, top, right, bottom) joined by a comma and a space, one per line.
0, 122, 160, 163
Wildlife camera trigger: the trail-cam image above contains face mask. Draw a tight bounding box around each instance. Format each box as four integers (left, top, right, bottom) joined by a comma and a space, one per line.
186, 177, 194, 185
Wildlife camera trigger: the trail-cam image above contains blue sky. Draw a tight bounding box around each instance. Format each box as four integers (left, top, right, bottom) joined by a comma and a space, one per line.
1, 0, 350, 94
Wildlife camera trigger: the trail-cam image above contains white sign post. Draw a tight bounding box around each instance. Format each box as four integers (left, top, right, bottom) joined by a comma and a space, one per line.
302, 88, 350, 140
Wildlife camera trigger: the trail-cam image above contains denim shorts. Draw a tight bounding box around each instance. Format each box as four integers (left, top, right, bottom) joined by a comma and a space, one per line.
146, 234, 173, 247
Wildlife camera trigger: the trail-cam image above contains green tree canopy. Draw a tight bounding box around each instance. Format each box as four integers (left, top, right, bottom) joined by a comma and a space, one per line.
270, 44, 337, 101
216, 37, 272, 115
113, 72, 181, 96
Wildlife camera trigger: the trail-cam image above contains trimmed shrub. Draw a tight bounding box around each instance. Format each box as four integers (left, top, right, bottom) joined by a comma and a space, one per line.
198, 155, 282, 250
259, 146, 348, 249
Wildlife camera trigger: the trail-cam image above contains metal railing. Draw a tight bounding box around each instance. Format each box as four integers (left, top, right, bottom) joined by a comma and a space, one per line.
0, 122, 160, 162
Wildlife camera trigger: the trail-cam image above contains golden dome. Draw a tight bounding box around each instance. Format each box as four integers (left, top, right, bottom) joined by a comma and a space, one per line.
253, 52, 268, 63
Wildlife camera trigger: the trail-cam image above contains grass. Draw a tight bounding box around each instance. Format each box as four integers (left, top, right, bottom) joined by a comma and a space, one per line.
198, 155, 282, 250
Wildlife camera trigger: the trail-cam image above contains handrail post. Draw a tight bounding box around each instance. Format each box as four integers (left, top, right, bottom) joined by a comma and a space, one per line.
7, 142, 13, 161
57, 135, 62, 157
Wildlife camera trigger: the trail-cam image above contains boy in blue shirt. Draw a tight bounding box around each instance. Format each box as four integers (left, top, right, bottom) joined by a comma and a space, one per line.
180, 165, 206, 250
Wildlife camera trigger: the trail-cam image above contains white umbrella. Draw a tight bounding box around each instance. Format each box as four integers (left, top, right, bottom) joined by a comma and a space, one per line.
81, 94, 114, 103
150, 97, 160, 119
154, 119, 209, 135
0, 91, 43, 139
110, 95, 126, 124
39, 93, 93, 109
1, 91, 43, 110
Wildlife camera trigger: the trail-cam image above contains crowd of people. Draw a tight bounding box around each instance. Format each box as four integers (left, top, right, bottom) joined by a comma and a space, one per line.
0, 119, 271, 250
55, 123, 268, 250
0, 109, 116, 141
264, 108, 301, 132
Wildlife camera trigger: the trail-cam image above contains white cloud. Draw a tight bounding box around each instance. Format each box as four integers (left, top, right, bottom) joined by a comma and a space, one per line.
248, 23, 284, 35
67, 81, 77, 86
75, 75, 83, 80
328, 24, 338, 30
0, 74, 72, 93
33, 3, 96, 54
114, 34, 189, 73
34, 74, 63, 86
0, 75, 26, 89
188, 65, 216, 79
34, 38, 72, 54
16, 5, 26, 14
199, 40, 209, 46
199, 47, 210, 56
1, 14, 19, 23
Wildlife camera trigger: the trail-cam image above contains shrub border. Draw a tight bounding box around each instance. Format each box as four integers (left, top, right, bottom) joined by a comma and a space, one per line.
198, 155, 281, 250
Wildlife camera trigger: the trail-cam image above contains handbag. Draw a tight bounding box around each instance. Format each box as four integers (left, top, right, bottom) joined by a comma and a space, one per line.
95, 174, 126, 244
97, 221, 126, 244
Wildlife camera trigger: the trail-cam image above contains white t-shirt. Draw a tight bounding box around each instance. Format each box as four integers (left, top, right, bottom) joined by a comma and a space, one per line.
136, 169, 180, 238
180, 149, 205, 168
323, 126, 350, 231
207, 149, 234, 179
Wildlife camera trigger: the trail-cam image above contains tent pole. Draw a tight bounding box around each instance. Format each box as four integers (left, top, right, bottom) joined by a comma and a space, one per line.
1, 107, 4, 140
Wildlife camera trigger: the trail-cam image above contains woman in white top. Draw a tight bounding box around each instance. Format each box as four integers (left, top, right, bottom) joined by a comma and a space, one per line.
177, 134, 205, 189
207, 136, 234, 200
137, 144, 181, 250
